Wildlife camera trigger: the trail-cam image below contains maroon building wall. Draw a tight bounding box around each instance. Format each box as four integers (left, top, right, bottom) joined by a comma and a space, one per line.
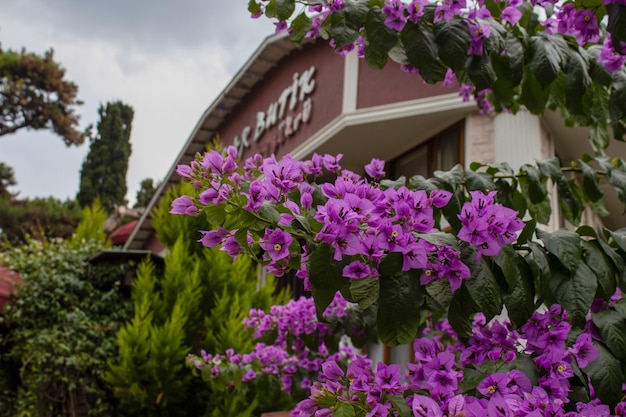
220, 41, 344, 160
356, 60, 453, 109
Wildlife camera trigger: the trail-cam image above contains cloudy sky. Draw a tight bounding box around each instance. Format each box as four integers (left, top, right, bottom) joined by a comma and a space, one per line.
0, 0, 275, 205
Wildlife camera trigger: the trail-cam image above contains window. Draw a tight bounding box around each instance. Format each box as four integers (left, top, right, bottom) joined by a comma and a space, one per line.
393, 122, 464, 179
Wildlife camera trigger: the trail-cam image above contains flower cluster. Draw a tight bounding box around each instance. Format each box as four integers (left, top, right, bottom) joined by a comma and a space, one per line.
296, 0, 624, 67
457, 190, 525, 258
293, 304, 618, 417
172, 148, 523, 295
187, 293, 367, 401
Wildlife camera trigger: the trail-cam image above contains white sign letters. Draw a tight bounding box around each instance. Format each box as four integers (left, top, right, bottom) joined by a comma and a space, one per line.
233, 66, 316, 155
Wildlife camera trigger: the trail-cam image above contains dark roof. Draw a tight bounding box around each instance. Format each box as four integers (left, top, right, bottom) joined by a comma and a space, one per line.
89, 249, 164, 267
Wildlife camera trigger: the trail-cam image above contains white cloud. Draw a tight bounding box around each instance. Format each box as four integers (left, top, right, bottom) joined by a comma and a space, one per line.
0, 1, 273, 204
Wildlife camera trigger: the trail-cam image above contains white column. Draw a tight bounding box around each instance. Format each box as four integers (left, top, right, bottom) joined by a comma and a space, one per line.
493, 110, 543, 170
342, 51, 359, 114
494, 110, 560, 231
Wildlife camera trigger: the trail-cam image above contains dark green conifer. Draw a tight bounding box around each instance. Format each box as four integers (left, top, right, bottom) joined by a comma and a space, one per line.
77, 101, 133, 212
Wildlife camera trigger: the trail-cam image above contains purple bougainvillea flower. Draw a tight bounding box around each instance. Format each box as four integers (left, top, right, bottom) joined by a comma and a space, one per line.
343, 261, 373, 279
569, 332, 599, 368
198, 227, 230, 248
382, 0, 407, 31
175, 164, 193, 179
260, 228, 293, 262
412, 394, 443, 417
321, 361, 344, 381
170, 195, 197, 216
501, 6, 522, 24
365, 158, 386, 180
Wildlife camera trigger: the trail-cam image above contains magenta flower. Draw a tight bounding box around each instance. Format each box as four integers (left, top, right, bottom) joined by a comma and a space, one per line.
364, 158, 386, 180
572, 9, 600, 45
198, 227, 230, 247
176, 164, 193, 179
569, 332, 599, 368
343, 261, 374, 279
412, 394, 443, 417
382, 0, 407, 31
599, 38, 626, 73
260, 228, 293, 262
170, 195, 198, 216
501, 6, 522, 24
321, 361, 344, 381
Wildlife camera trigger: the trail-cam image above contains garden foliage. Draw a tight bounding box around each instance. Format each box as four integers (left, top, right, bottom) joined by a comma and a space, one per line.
0, 202, 131, 417
107, 182, 288, 417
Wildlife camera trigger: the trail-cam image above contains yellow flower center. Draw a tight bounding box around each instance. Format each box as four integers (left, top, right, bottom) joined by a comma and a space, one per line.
392, 230, 399, 237
488, 386, 496, 394
584, 15, 591, 21
425, 269, 433, 276
557, 365, 567, 372
274, 244, 282, 251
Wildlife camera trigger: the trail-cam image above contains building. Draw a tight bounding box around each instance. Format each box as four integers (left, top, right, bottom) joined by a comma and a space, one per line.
122, 32, 626, 364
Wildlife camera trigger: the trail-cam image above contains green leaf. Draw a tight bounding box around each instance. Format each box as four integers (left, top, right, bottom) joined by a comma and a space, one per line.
558, 178, 583, 225
334, 401, 356, 417
520, 68, 551, 114
609, 168, 626, 204
593, 309, 626, 359
466, 53, 497, 92
537, 229, 582, 272
290, 13, 313, 44
501, 257, 535, 328
548, 258, 597, 327
517, 218, 536, 245
349, 276, 380, 309
434, 19, 472, 71
461, 247, 502, 321
520, 165, 548, 204
248, 0, 262, 15
608, 228, 626, 252
204, 204, 226, 226
585, 344, 624, 408
565, 49, 592, 116
401, 23, 447, 84
528, 33, 566, 89
363, 7, 398, 69
377, 253, 424, 346
579, 159, 604, 203
424, 278, 453, 311
308, 244, 349, 316
448, 285, 476, 340
536, 156, 562, 179
326, 10, 360, 46
259, 202, 281, 224
464, 170, 496, 191
409, 175, 438, 192
582, 240, 617, 300
274, 0, 295, 20
388, 395, 413, 417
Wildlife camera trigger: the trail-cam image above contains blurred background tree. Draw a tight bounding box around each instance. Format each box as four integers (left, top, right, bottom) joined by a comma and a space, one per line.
77, 101, 134, 212
0, 46, 87, 146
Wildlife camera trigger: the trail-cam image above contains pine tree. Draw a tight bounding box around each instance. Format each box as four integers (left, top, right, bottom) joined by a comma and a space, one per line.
77, 101, 133, 212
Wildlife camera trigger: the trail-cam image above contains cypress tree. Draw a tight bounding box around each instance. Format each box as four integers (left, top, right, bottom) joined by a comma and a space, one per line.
77, 101, 133, 212
107, 181, 288, 417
